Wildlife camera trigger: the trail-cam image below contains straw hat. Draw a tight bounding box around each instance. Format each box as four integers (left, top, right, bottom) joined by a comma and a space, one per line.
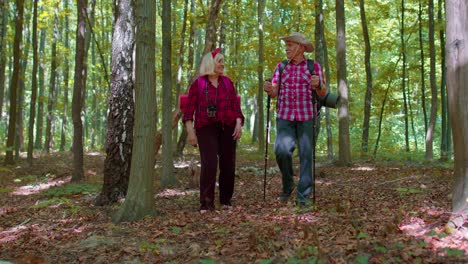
280, 32, 314, 52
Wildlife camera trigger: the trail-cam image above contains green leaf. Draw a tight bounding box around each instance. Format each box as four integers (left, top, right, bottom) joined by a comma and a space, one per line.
172, 226, 181, 235
355, 255, 369, 264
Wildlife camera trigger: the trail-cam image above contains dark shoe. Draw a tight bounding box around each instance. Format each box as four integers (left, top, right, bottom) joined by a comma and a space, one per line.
278, 193, 291, 202
199, 204, 215, 213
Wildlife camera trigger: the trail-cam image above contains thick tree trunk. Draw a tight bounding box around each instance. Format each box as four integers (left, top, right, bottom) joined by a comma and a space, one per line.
95, 0, 134, 206
335, 0, 351, 166
161, 0, 176, 187
71, 0, 87, 182
445, 0, 468, 232
5, 0, 24, 165
113, 0, 157, 222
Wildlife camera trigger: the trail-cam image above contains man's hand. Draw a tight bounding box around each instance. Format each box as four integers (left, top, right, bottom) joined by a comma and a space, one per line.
310, 75, 328, 97
264, 80, 278, 98
311, 75, 320, 89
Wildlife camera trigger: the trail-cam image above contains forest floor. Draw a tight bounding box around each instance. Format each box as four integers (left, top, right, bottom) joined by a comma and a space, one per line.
0, 149, 467, 264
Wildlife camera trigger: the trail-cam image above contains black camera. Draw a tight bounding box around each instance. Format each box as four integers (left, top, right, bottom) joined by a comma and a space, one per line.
207, 105, 217, 118
319, 91, 341, 109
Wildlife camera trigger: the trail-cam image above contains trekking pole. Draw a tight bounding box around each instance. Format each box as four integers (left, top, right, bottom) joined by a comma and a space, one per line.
264, 79, 272, 201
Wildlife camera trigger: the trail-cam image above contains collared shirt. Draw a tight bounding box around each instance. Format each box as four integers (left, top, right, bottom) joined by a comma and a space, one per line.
182, 75, 245, 129
271, 57, 324, 121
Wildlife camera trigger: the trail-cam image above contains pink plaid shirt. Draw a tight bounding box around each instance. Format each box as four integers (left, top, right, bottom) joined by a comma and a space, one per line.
271, 57, 324, 121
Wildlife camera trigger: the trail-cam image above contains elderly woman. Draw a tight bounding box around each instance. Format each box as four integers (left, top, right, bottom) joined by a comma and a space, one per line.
182, 48, 244, 213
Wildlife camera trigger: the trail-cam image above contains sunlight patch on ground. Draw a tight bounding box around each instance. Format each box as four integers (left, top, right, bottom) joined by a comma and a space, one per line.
400, 216, 468, 255
12, 177, 71, 196
173, 160, 197, 169
155, 189, 198, 198
351, 166, 376, 171
85, 152, 102, 156
0, 225, 28, 244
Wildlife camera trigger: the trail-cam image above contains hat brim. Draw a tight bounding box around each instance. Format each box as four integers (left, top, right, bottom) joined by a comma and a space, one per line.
280, 36, 314, 52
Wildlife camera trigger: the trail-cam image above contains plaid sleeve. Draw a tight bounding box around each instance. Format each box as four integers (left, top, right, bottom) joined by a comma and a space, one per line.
182, 80, 198, 123
271, 63, 282, 85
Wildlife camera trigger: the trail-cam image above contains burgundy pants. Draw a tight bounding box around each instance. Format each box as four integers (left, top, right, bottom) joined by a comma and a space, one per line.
196, 122, 236, 210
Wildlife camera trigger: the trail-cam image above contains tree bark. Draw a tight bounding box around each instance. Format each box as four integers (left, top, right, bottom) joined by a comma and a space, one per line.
60, 0, 70, 151
257, 0, 266, 152
445, 0, 468, 232
34, 27, 45, 149
161, 0, 176, 187
401, 0, 410, 153
335, 0, 351, 166
438, 0, 449, 161
113, 0, 157, 222
5, 0, 24, 165
27, 0, 39, 164
45, 7, 58, 153
0, 0, 7, 121
95, 0, 134, 206
359, 0, 373, 157
71, 0, 88, 182
426, 0, 438, 161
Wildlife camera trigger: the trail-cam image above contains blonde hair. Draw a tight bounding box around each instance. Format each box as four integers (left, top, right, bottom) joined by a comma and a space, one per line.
199, 52, 224, 76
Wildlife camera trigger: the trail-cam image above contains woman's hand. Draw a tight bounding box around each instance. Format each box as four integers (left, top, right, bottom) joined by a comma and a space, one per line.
185, 121, 198, 147
232, 119, 243, 140
187, 130, 198, 147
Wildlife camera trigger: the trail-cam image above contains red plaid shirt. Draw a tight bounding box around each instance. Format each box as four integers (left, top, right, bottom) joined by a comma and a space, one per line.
271, 57, 324, 121
182, 75, 244, 129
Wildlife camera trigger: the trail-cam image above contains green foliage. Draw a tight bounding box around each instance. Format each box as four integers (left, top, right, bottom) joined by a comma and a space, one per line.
30, 197, 73, 209
0, 187, 12, 193
42, 183, 101, 197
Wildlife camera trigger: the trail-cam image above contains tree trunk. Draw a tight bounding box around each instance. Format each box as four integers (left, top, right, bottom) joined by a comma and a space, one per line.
71, 0, 87, 182
5, 0, 24, 165
418, 0, 428, 133
60, 0, 70, 152
95, 0, 134, 206
438, 0, 449, 161
113, 0, 157, 222
27, 0, 38, 164
173, 0, 189, 152
161, 0, 176, 187
401, 0, 410, 153
315, 0, 334, 160
0, 1, 8, 121
359, 0, 373, 157
445, 0, 468, 231
335, 0, 351, 166
45, 8, 58, 153
257, 0, 266, 153
34, 27, 45, 149
426, 0, 438, 161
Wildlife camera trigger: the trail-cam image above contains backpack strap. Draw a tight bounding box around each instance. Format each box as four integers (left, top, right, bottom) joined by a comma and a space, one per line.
277, 59, 322, 111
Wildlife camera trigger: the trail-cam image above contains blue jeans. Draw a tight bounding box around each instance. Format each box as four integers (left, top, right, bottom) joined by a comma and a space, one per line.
274, 118, 315, 203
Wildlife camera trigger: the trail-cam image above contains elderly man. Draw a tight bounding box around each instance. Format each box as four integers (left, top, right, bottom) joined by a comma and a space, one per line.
264, 32, 326, 206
